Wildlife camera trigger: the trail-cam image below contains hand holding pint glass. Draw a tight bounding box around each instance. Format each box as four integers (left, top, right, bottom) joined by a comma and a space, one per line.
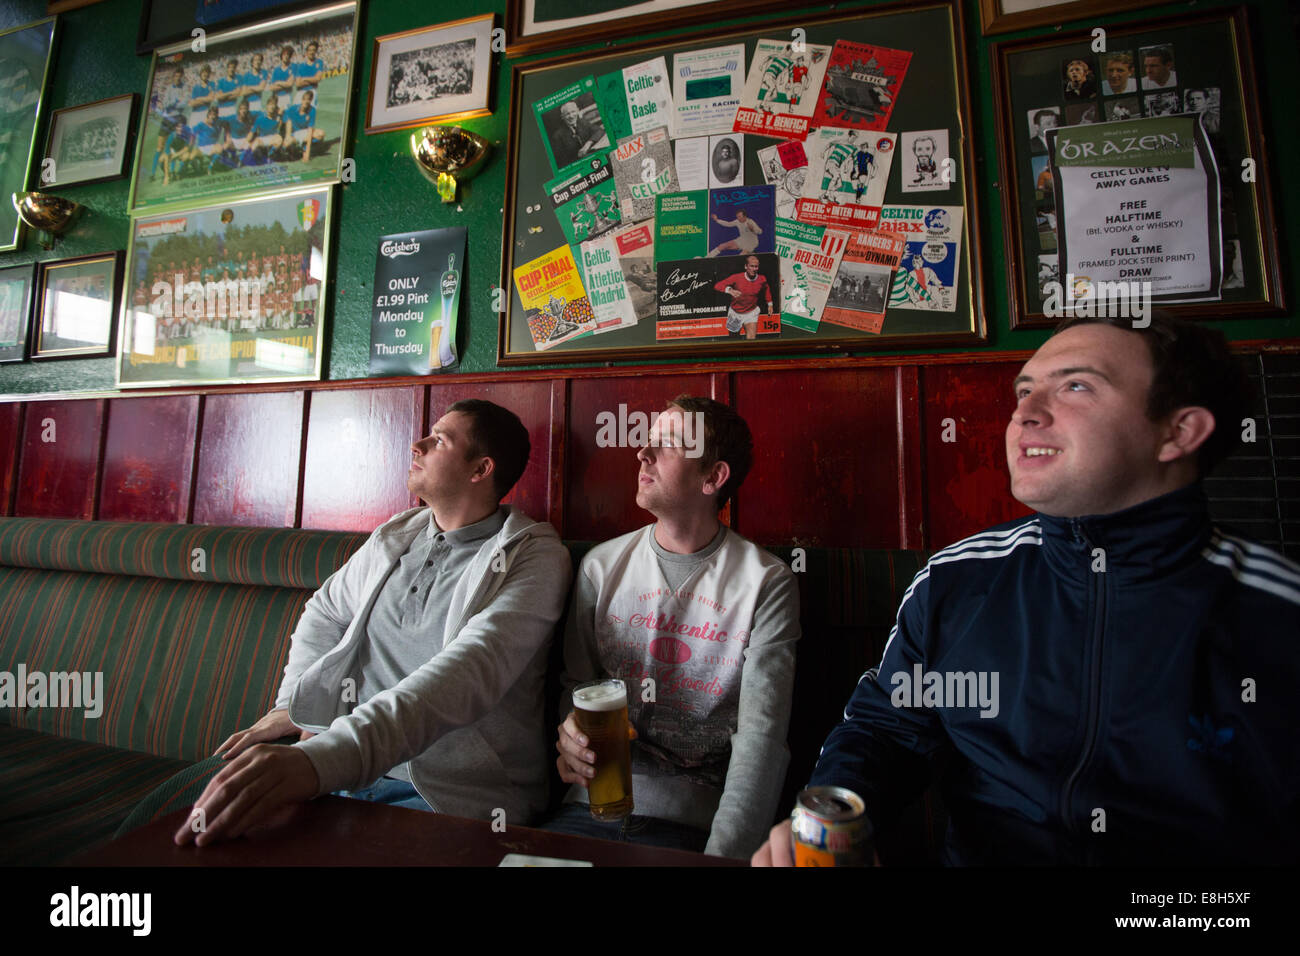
560, 679, 635, 821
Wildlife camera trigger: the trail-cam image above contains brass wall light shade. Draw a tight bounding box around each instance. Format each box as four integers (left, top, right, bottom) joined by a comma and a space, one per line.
411, 126, 491, 202
12, 191, 83, 249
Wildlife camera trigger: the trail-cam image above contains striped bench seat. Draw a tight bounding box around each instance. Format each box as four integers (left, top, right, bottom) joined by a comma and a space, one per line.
0, 518, 366, 864
1, 517, 944, 865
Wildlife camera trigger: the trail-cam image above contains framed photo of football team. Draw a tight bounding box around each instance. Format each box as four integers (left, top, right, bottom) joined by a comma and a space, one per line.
116, 185, 334, 388
41, 94, 139, 189
365, 15, 494, 134
128, 1, 359, 213
32, 251, 124, 361
991, 7, 1285, 329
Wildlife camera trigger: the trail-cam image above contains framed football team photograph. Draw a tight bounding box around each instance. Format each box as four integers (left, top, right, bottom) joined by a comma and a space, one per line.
0, 263, 37, 363
0, 17, 58, 252
365, 14, 494, 134
32, 251, 124, 361
41, 94, 139, 188
116, 185, 334, 388
128, 1, 359, 213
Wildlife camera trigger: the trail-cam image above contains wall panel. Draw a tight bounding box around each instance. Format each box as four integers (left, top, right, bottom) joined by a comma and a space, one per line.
734, 367, 903, 547
921, 362, 1031, 548
15, 400, 105, 519
99, 396, 200, 522
194, 391, 304, 527
301, 386, 423, 531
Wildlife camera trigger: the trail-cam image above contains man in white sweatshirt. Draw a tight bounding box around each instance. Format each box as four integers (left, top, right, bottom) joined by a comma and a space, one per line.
175, 399, 571, 846
548, 395, 800, 858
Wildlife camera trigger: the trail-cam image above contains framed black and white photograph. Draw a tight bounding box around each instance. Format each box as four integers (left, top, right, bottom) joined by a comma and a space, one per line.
0, 263, 36, 363
33, 251, 124, 360
42, 94, 138, 188
365, 14, 493, 134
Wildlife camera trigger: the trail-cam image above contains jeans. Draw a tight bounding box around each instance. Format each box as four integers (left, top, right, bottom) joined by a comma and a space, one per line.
539, 802, 708, 853
335, 776, 433, 811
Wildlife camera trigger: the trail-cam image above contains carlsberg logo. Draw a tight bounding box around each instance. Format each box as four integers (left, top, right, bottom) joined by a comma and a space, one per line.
381, 239, 421, 259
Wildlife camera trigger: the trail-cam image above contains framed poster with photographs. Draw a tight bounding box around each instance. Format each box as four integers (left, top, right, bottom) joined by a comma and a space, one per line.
136, 0, 325, 54
116, 185, 333, 388
505, 0, 789, 55
365, 15, 494, 134
42, 94, 139, 188
992, 7, 1285, 329
500, 0, 986, 365
0, 17, 58, 252
0, 263, 36, 363
32, 251, 123, 360
128, 1, 358, 213
978, 0, 1169, 37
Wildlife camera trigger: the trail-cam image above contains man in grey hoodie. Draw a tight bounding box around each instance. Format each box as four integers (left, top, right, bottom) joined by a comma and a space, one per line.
175, 399, 571, 846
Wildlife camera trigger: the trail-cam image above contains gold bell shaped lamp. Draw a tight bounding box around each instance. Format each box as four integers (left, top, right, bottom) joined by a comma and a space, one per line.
411, 126, 491, 203
12, 191, 83, 250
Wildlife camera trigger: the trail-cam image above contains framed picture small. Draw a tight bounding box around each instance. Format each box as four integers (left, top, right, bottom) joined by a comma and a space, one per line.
366, 14, 494, 134
0, 264, 37, 363
42, 94, 139, 188
33, 252, 124, 360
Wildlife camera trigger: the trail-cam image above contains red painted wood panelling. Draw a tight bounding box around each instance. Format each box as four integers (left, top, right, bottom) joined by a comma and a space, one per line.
426, 379, 556, 524
301, 386, 423, 531
921, 362, 1032, 548
734, 368, 903, 547
566, 373, 714, 541
0, 402, 21, 515
194, 391, 304, 527
99, 396, 200, 522
15, 400, 105, 518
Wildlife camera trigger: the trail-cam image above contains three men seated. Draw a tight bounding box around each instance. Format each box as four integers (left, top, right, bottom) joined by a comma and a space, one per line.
179, 314, 1298, 865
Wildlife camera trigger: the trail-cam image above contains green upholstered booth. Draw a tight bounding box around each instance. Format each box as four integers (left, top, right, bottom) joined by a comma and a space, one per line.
0, 517, 940, 865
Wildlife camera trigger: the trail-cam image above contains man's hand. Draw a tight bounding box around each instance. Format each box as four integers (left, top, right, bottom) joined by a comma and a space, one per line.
751, 818, 882, 866
554, 710, 636, 786
214, 707, 298, 760
752, 819, 795, 866
555, 711, 594, 787
174, 743, 319, 847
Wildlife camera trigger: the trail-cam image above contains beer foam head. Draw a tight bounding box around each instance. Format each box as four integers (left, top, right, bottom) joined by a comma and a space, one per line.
573, 680, 626, 711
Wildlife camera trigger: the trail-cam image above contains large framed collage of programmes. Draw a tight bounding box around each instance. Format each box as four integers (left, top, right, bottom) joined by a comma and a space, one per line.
991, 6, 1285, 329
499, 0, 985, 365
118, 1, 358, 387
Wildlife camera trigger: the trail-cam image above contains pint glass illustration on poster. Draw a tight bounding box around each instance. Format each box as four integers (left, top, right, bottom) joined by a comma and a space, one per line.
369, 227, 467, 375
117, 186, 332, 387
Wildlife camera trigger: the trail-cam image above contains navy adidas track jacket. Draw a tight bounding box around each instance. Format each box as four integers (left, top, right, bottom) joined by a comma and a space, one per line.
810, 482, 1300, 865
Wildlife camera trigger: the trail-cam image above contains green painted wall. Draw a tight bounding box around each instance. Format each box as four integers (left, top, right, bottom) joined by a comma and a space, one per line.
0, 0, 1295, 396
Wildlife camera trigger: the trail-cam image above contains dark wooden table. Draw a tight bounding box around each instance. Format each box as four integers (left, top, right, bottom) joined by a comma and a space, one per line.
69, 797, 742, 867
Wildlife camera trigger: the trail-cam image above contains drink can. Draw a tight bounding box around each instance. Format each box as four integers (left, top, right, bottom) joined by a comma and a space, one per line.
791, 786, 873, 866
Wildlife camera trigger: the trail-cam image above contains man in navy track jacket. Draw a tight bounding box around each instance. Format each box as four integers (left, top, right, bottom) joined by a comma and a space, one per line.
755, 314, 1299, 866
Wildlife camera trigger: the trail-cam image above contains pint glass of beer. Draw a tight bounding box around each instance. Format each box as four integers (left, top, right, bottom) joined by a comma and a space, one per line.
572, 679, 634, 821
